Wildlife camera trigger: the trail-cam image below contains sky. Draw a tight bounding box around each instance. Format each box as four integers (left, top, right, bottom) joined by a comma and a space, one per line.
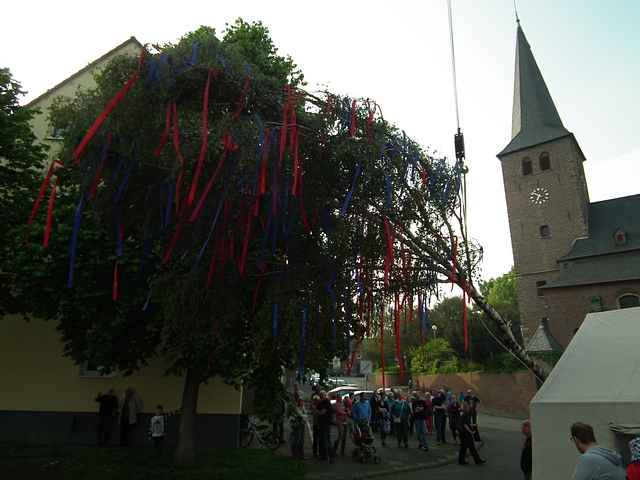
2, 0, 638, 280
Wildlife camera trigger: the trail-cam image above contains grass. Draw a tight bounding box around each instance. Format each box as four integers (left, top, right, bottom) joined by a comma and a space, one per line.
0, 444, 306, 480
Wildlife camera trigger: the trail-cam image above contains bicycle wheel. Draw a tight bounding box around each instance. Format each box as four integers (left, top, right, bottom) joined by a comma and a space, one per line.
260, 431, 281, 451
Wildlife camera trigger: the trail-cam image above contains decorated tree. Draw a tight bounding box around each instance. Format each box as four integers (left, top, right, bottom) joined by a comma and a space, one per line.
5, 20, 546, 463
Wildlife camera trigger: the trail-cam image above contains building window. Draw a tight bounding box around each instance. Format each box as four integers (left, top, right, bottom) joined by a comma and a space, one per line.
536, 280, 547, 297
617, 293, 640, 309
590, 296, 603, 312
613, 229, 627, 246
522, 158, 533, 175
539, 225, 551, 238
539, 152, 551, 171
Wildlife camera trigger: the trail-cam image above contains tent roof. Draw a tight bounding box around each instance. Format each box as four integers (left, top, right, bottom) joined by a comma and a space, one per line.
531, 306, 640, 404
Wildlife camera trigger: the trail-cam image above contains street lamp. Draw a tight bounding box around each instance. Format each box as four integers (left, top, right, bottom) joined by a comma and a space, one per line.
431, 324, 438, 338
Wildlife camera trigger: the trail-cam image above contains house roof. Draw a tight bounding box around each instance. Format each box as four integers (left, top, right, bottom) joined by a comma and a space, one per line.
562, 194, 640, 261
27, 36, 143, 108
545, 251, 640, 289
498, 24, 571, 158
545, 195, 640, 289
526, 318, 563, 353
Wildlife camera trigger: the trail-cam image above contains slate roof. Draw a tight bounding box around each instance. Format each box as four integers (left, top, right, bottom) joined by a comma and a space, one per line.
546, 195, 640, 288
498, 24, 571, 157
526, 318, 563, 353
563, 194, 640, 260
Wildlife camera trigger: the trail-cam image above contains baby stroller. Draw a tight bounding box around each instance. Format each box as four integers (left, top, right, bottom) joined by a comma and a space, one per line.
351, 422, 381, 464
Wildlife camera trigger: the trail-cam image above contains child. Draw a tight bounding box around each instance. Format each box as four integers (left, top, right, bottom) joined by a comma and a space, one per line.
149, 405, 166, 455
628, 437, 640, 480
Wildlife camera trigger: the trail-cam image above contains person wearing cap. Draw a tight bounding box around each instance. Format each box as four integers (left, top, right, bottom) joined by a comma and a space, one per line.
628, 437, 640, 480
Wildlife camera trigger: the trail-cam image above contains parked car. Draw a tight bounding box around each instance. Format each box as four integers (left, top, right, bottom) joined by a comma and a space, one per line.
328, 386, 359, 403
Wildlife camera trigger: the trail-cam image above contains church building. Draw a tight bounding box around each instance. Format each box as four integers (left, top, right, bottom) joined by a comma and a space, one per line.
498, 23, 640, 350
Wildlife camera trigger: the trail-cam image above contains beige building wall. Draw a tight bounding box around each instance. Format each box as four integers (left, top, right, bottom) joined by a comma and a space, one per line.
28, 38, 142, 165
0, 314, 242, 415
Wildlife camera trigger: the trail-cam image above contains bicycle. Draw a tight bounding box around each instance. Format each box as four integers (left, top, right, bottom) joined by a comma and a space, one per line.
239, 415, 281, 450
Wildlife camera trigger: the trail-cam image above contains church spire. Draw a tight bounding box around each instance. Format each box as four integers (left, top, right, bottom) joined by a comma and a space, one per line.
499, 23, 570, 157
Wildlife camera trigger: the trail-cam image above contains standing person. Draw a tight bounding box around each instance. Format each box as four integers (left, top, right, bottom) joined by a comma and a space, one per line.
433, 390, 447, 444
411, 392, 429, 451
149, 405, 166, 456
465, 389, 481, 442
425, 392, 434, 434
273, 395, 286, 445
310, 394, 320, 458
447, 396, 462, 445
570, 422, 625, 480
520, 420, 532, 480
120, 387, 143, 446
95, 388, 119, 446
627, 438, 640, 480
391, 395, 410, 448
351, 393, 371, 427
458, 401, 485, 466
377, 393, 391, 447
369, 393, 379, 433
333, 396, 348, 456
315, 391, 333, 461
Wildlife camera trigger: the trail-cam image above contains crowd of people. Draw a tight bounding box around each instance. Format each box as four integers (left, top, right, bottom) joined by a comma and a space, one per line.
300, 386, 485, 466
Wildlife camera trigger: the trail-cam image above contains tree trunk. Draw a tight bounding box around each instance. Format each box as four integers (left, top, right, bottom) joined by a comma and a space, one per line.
467, 284, 548, 383
174, 367, 201, 465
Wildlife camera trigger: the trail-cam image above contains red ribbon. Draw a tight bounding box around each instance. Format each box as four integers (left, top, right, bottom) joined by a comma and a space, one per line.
349, 99, 357, 137
379, 301, 386, 391
153, 102, 172, 157
43, 176, 60, 247
112, 261, 119, 301
279, 85, 291, 166
383, 217, 394, 287
366, 105, 374, 143
73, 52, 144, 164
189, 133, 238, 223
290, 128, 301, 197
463, 289, 469, 352
187, 69, 215, 207
28, 159, 62, 226
420, 166, 429, 188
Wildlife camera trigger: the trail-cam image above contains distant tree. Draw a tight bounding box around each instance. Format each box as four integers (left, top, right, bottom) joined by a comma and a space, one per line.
0, 67, 48, 314
428, 296, 499, 363
479, 267, 522, 345
410, 338, 460, 374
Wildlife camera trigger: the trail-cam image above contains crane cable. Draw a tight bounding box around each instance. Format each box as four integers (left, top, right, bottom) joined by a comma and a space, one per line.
446, 0, 543, 382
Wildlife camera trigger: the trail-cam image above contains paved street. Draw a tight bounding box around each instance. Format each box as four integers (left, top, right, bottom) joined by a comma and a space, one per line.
392, 425, 523, 480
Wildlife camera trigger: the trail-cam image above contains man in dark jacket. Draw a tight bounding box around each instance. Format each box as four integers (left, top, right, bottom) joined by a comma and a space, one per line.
458, 401, 485, 466
520, 420, 532, 480
95, 389, 119, 446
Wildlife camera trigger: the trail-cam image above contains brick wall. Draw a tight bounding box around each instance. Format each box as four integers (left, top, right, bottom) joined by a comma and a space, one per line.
371, 371, 538, 418
544, 280, 640, 346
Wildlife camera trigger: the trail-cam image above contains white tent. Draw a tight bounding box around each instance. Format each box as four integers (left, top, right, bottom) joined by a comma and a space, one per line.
530, 306, 640, 480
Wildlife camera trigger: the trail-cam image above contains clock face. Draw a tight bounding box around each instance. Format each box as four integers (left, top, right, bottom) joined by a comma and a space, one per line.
529, 187, 550, 206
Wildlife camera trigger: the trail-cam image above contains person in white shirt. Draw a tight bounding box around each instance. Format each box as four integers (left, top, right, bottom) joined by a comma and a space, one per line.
149, 405, 166, 455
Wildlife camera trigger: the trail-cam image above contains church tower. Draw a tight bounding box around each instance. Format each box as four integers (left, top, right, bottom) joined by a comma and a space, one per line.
497, 23, 590, 342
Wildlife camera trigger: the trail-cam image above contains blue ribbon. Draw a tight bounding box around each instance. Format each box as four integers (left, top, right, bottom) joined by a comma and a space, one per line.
384, 171, 393, 210
340, 163, 361, 217
67, 193, 86, 288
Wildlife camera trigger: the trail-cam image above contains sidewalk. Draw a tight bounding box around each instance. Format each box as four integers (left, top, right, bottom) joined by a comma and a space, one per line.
287, 427, 458, 480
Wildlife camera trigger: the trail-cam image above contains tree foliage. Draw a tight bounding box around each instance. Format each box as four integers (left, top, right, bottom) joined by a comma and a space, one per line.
410, 338, 461, 374
0, 67, 48, 314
